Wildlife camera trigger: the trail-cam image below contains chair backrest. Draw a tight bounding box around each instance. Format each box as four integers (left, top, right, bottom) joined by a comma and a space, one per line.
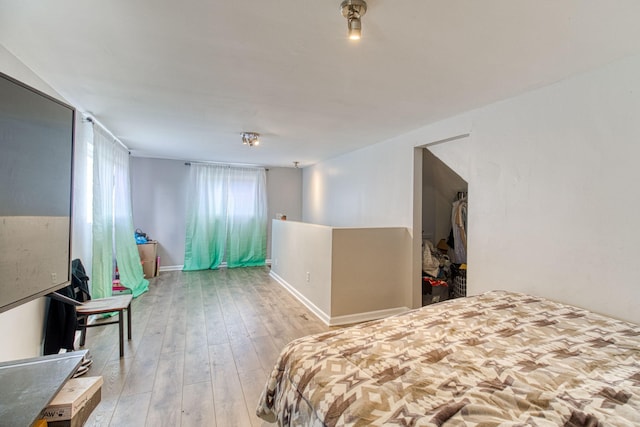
71, 259, 92, 302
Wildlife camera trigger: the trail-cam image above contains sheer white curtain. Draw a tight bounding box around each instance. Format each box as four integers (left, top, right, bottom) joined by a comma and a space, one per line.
91, 125, 148, 298
71, 118, 93, 279
91, 126, 115, 298
183, 164, 267, 270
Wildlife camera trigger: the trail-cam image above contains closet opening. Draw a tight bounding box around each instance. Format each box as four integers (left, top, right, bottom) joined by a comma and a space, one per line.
420, 148, 468, 307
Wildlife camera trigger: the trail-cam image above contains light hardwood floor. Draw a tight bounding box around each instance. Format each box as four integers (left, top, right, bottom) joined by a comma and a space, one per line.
81, 267, 331, 427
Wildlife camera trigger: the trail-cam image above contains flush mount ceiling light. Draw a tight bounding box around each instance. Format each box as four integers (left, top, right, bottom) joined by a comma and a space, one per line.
241, 131, 260, 147
340, 0, 367, 40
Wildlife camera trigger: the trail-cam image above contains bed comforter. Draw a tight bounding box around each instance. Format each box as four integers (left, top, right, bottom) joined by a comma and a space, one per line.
256, 291, 640, 426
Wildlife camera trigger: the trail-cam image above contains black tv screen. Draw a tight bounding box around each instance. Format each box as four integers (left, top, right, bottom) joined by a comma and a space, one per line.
0, 72, 74, 313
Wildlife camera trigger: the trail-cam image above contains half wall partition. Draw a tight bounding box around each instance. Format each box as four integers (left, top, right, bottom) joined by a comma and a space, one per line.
270, 220, 412, 325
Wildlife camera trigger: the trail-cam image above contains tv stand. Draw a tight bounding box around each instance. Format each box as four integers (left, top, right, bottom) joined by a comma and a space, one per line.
0, 350, 87, 426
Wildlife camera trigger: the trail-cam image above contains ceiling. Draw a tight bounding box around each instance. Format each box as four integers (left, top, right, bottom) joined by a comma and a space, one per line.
2, 1, 640, 168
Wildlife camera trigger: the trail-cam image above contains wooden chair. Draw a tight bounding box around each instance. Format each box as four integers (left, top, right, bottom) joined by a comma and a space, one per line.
76, 295, 133, 358
71, 259, 133, 358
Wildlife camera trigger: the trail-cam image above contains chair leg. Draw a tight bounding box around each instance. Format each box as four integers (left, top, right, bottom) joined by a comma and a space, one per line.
79, 316, 87, 347
118, 309, 124, 358
127, 303, 132, 340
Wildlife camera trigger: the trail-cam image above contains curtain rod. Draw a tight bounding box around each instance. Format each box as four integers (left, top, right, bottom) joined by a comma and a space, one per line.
184, 161, 268, 171
83, 115, 130, 152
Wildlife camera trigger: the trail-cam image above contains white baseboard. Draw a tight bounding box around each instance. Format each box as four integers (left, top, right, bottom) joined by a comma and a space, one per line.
158, 265, 183, 272
160, 263, 226, 271
269, 271, 331, 325
328, 306, 410, 326
269, 271, 411, 326
160, 261, 271, 272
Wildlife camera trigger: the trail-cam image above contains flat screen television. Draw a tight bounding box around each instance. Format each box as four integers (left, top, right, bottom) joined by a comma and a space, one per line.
0, 71, 75, 313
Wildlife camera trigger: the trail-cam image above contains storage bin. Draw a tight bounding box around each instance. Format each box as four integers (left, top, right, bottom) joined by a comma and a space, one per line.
453, 273, 466, 298
423, 277, 449, 304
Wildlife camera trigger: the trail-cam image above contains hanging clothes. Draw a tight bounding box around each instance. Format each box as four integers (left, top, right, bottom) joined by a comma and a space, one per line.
451, 196, 468, 264
43, 285, 77, 355
43, 259, 93, 355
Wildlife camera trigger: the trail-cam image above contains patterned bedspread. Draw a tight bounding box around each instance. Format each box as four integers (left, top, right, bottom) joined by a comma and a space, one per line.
256, 291, 640, 426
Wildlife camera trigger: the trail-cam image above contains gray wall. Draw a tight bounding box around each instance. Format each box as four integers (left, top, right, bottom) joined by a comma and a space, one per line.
130, 157, 302, 267
421, 149, 467, 245
130, 158, 188, 268
265, 167, 303, 259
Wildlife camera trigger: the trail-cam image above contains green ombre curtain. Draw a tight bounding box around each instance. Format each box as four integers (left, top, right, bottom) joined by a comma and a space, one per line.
113, 145, 149, 297
183, 164, 267, 270
226, 167, 267, 267
183, 164, 228, 270
91, 125, 148, 298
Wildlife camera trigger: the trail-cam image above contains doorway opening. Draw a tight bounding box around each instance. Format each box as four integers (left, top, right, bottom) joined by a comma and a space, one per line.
420, 148, 467, 306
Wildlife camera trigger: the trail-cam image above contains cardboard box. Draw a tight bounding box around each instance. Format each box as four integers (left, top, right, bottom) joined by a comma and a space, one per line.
47, 388, 101, 427
137, 241, 158, 278
137, 240, 157, 261
141, 259, 157, 278
40, 376, 103, 423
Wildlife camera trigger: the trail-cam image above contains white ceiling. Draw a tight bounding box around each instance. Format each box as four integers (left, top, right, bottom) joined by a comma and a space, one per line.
2, 1, 640, 167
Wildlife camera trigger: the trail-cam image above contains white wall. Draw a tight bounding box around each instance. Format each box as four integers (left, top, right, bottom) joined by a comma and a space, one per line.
303, 52, 640, 324
458, 53, 640, 323
303, 142, 416, 228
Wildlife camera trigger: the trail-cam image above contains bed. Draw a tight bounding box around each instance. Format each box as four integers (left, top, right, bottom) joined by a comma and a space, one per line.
256, 291, 640, 426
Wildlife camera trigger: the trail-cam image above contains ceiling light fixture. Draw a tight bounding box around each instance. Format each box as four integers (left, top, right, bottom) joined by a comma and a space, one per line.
241, 131, 260, 147
340, 0, 367, 40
